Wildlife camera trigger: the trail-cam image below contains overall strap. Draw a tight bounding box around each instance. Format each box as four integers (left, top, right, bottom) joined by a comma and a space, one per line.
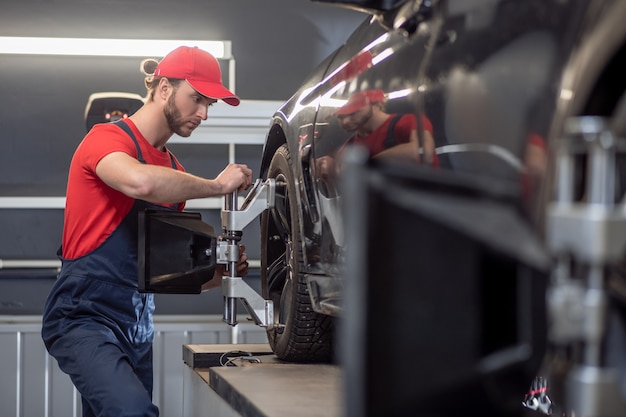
115, 120, 146, 164
383, 114, 403, 150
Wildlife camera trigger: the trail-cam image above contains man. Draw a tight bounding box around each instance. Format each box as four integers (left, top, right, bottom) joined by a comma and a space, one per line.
335, 89, 436, 162
316, 89, 437, 181
41, 46, 253, 417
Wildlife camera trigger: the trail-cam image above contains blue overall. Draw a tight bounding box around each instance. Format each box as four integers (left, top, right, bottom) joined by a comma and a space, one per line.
42, 121, 180, 417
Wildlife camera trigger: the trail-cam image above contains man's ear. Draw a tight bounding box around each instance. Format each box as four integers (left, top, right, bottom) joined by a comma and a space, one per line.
157, 78, 172, 101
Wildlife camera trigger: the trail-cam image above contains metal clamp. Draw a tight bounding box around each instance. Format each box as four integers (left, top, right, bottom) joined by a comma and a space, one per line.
546, 116, 626, 416
219, 179, 278, 329
221, 178, 277, 233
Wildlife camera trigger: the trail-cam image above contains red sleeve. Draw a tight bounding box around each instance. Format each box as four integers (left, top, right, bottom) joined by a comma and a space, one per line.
394, 114, 433, 142
62, 124, 140, 259
80, 123, 140, 173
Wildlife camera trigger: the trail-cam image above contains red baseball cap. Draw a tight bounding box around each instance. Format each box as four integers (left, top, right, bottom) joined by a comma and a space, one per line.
154, 46, 240, 106
334, 89, 385, 115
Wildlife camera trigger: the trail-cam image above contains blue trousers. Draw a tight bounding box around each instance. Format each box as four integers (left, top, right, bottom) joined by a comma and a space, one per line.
48, 326, 158, 417
43, 273, 158, 417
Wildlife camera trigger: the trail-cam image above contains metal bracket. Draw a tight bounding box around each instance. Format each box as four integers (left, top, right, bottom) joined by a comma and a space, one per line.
218, 179, 278, 329
546, 116, 626, 415
221, 178, 276, 233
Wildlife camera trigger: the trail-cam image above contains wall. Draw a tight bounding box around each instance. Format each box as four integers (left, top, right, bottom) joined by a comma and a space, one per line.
0, 0, 365, 311
0, 4, 362, 414
0, 315, 268, 417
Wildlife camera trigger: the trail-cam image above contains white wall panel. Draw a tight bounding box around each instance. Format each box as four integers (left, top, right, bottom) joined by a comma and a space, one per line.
0, 315, 267, 417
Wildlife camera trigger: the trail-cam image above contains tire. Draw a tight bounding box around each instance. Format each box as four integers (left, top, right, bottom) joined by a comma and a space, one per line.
261, 144, 334, 362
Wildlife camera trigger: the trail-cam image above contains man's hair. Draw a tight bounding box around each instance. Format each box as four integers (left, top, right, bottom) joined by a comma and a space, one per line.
140, 58, 183, 101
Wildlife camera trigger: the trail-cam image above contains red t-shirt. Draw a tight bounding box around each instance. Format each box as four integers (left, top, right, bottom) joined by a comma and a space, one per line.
62, 120, 185, 259
346, 113, 433, 156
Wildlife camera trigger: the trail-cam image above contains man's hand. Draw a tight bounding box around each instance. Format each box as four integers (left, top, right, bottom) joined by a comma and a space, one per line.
216, 163, 253, 194
315, 155, 340, 181
201, 244, 249, 291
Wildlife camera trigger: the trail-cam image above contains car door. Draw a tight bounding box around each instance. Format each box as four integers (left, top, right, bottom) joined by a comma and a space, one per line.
309, 1, 437, 281
420, 0, 584, 220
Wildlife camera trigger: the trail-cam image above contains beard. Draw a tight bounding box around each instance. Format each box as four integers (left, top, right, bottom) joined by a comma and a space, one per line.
163, 91, 195, 137
341, 106, 374, 133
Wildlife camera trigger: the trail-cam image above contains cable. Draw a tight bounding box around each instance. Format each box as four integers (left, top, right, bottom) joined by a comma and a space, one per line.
219, 350, 261, 366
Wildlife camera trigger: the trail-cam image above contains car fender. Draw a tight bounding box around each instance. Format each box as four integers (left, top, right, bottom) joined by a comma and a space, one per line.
552, 0, 626, 133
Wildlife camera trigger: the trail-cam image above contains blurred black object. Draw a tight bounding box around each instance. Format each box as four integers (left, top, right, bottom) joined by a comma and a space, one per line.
340, 148, 549, 417
138, 209, 218, 294
84, 92, 144, 132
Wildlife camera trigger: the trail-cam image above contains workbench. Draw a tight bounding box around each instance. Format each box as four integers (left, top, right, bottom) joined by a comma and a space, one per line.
182, 344, 343, 417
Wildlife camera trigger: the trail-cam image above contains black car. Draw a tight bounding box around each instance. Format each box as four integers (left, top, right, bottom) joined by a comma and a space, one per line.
259, 0, 626, 414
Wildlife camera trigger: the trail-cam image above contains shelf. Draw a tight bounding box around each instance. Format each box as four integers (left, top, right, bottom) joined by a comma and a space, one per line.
169, 99, 281, 146
0, 100, 282, 209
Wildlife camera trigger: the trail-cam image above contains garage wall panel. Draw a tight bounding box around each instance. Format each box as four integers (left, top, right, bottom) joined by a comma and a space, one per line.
0, 331, 18, 417
0, 316, 267, 417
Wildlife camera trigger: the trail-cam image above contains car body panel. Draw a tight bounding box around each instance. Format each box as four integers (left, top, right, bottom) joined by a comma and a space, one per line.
260, 0, 626, 315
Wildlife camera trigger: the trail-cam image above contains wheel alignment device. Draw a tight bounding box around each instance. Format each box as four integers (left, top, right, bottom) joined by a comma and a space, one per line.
547, 116, 626, 416
219, 178, 282, 330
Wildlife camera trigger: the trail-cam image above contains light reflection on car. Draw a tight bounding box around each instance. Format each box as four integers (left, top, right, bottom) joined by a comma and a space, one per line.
257, 9, 626, 417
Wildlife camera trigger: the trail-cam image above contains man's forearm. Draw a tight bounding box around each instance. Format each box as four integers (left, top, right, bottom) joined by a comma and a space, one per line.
131, 164, 224, 204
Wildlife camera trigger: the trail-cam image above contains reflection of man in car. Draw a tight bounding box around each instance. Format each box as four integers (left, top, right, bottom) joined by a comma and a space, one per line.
316, 89, 437, 181
337, 89, 436, 162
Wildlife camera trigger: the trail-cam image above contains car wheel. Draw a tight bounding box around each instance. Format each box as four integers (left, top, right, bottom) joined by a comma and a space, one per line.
261, 144, 334, 362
